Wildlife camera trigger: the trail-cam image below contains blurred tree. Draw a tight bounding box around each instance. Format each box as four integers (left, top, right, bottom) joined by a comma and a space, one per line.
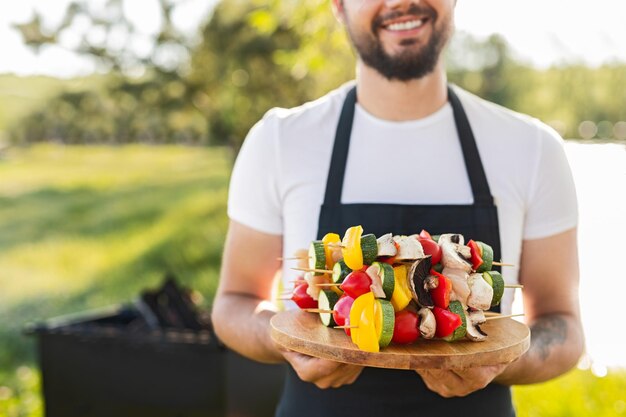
9, 0, 626, 145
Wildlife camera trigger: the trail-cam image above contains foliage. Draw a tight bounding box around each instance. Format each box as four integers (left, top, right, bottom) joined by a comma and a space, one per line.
186, 0, 353, 150
7, 1, 626, 146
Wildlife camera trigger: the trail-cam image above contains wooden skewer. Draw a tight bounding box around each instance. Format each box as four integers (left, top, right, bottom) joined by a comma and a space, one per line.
327, 243, 346, 248
278, 256, 311, 261
334, 325, 359, 329
492, 262, 514, 267
315, 283, 341, 287
304, 308, 334, 314
504, 284, 524, 289
291, 267, 333, 274
485, 313, 525, 321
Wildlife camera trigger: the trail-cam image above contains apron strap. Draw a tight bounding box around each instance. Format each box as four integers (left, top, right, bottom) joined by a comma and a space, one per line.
323, 86, 357, 206
323, 85, 493, 206
447, 87, 494, 205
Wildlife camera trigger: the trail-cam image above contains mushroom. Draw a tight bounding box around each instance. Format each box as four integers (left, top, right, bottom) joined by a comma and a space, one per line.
408, 257, 433, 307
417, 308, 437, 339
393, 235, 425, 260
377, 233, 397, 257
467, 273, 494, 311
365, 264, 387, 299
468, 309, 486, 326
442, 267, 470, 305
305, 272, 330, 301
465, 311, 488, 342
439, 234, 472, 272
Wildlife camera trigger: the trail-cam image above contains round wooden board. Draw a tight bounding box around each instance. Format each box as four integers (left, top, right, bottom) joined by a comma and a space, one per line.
271, 310, 530, 370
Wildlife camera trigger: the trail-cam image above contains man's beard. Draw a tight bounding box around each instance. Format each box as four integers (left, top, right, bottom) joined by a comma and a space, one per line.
347, 4, 452, 81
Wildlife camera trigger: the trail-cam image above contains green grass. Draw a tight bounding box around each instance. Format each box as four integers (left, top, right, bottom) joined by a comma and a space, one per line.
514, 367, 626, 416
0, 144, 231, 416
1, 145, 625, 417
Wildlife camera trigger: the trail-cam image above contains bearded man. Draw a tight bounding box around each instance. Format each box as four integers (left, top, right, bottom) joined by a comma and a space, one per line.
212, 1, 584, 416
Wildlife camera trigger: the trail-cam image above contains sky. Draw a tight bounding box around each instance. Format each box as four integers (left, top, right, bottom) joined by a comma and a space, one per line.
1, 0, 625, 78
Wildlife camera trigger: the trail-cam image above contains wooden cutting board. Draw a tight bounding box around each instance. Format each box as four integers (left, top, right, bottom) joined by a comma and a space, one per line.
271, 310, 530, 370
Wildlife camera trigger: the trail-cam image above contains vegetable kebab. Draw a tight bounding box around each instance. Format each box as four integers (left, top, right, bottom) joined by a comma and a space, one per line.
285, 225, 520, 353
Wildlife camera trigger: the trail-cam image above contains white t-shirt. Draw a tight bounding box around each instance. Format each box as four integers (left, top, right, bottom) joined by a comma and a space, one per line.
227, 83, 578, 314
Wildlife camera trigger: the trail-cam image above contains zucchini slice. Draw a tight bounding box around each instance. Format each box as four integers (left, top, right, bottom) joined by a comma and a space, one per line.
443, 300, 467, 342
308, 240, 326, 276
318, 289, 340, 327
477, 241, 494, 272
371, 261, 395, 299
361, 234, 378, 265
332, 259, 352, 283
375, 299, 395, 348
484, 270, 505, 307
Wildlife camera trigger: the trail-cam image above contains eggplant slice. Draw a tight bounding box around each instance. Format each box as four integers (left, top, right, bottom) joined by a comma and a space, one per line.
408, 257, 433, 308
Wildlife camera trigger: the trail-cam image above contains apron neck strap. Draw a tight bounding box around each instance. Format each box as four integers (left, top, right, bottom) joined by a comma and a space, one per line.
323, 85, 493, 206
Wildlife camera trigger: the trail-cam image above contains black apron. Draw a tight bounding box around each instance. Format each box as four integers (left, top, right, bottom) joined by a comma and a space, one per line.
275, 86, 515, 417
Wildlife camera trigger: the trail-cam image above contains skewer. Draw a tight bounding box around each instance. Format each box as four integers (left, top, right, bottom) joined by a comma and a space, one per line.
304, 308, 334, 314
278, 256, 312, 261
334, 325, 359, 329
326, 243, 346, 248
315, 283, 342, 287
493, 261, 514, 267
504, 284, 524, 289
485, 313, 525, 321
291, 267, 333, 274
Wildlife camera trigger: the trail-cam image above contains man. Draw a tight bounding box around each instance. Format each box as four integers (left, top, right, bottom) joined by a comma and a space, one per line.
213, 0, 584, 415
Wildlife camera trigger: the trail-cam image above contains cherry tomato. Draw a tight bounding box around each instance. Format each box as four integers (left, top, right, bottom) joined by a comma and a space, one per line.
419, 229, 433, 240
432, 306, 462, 338
333, 295, 355, 327
430, 270, 452, 309
391, 310, 420, 344
418, 238, 442, 265
340, 270, 372, 299
290, 282, 317, 309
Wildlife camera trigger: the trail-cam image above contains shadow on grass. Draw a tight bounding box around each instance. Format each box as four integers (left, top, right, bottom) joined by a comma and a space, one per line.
0, 198, 228, 371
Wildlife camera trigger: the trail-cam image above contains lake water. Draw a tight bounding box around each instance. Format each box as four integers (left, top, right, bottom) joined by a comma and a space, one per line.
537, 142, 626, 370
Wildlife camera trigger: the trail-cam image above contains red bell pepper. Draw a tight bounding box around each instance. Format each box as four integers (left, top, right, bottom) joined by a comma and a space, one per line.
429, 270, 452, 309
432, 306, 462, 338
333, 294, 355, 327
467, 239, 484, 271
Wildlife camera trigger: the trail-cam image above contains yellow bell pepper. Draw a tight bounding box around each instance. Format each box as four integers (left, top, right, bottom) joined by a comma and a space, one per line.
390, 265, 412, 312
342, 225, 363, 271
349, 292, 378, 353
322, 233, 341, 270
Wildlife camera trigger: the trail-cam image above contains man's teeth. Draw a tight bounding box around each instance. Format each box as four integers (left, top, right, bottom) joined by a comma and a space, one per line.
386, 20, 424, 31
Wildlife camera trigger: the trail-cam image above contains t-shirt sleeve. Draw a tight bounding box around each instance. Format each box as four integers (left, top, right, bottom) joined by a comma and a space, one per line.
227, 111, 283, 235
523, 126, 578, 240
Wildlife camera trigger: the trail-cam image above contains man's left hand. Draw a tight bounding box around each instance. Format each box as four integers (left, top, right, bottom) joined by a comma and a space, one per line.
416, 364, 509, 398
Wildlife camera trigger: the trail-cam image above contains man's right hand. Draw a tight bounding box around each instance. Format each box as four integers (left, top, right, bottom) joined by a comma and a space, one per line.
280, 349, 363, 389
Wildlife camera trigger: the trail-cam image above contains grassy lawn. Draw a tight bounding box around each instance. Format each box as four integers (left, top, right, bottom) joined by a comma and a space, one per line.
0, 144, 624, 416
0, 144, 231, 416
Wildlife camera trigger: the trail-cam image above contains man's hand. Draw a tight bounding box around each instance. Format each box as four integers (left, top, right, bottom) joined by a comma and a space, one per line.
281, 349, 363, 389
416, 363, 509, 398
